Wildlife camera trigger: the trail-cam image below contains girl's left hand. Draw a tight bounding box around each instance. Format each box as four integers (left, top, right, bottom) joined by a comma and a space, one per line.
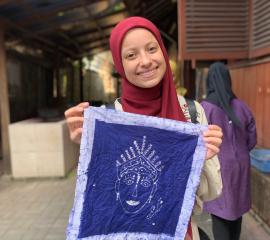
204, 125, 223, 160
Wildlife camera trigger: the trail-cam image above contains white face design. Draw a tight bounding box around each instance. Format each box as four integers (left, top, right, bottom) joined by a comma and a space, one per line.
121, 28, 166, 88
118, 166, 155, 214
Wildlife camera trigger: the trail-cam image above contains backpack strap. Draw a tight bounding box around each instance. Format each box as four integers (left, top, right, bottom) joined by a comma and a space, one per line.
105, 98, 121, 110
186, 99, 199, 124
105, 103, 115, 109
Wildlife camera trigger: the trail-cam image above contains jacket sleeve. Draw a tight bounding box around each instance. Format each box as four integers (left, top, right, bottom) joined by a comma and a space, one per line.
246, 110, 257, 151
192, 101, 223, 215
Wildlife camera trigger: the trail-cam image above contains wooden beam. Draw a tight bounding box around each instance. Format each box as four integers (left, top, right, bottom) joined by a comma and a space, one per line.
0, 0, 16, 6
79, 59, 83, 101
81, 42, 109, 52
250, 45, 270, 59
0, 26, 11, 174
33, 8, 127, 35
18, 2, 81, 53
57, 32, 81, 52
75, 47, 109, 59
178, 0, 185, 61
0, 16, 75, 58
84, 5, 107, 50
183, 51, 249, 60
19, 0, 100, 26
70, 23, 115, 38
78, 33, 110, 46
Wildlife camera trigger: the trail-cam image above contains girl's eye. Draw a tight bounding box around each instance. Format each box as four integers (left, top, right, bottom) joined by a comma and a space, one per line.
148, 46, 158, 53
125, 52, 136, 60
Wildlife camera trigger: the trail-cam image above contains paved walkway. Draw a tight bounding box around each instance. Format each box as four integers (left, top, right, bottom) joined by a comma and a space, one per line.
0, 173, 75, 240
0, 170, 269, 240
195, 211, 270, 240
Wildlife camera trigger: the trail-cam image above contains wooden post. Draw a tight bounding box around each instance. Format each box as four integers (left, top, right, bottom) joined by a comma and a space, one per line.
79, 59, 83, 101
183, 60, 196, 99
55, 48, 60, 101
0, 25, 11, 174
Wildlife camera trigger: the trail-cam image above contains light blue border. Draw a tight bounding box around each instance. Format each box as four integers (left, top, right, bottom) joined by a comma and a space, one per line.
67, 107, 207, 240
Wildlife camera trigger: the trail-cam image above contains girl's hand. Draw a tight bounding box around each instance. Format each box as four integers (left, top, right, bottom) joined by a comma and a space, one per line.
64, 102, 89, 144
204, 125, 223, 160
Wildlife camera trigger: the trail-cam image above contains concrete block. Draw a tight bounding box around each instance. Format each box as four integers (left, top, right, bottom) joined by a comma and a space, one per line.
251, 167, 270, 228
9, 119, 79, 178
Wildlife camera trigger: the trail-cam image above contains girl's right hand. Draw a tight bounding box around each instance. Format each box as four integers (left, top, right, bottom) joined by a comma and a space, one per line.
64, 102, 89, 144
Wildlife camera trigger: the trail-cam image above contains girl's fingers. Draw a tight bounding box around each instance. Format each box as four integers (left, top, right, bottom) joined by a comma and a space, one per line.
206, 143, 220, 154
204, 136, 222, 146
66, 117, 84, 125
64, 106, 83, 118
66, 117, 84, 132
204, 131, 222, 138
204, 130, 223, 138
64, 102, 89, 118
204, 125, 223, 138
208, 124, 222, 131
77, 102, 90, 108
205, 143, 220, 160
64, 102, 89, 144
204, 125, 223, 160
70, 128, 83, 144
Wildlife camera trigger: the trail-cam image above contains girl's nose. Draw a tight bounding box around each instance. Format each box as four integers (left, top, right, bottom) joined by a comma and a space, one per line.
140, 52, 151, 67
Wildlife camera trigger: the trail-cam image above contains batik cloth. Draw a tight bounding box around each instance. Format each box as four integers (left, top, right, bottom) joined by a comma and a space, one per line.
67, 107, 207, 240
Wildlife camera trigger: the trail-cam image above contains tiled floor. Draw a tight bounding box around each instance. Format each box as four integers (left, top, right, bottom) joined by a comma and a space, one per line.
0, 171, 269, 240
0, 173, 75, 240
195, 211, 270, 240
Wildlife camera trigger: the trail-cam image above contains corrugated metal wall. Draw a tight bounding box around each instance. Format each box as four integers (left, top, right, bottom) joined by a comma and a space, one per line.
251, 0, 270, 58
252, 0, 270, 49
179, 0, 249, 60
179, 0, 270, 61
185, 0, 249, 52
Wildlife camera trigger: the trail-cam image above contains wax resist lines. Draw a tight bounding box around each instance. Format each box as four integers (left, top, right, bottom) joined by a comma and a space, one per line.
66, 107, 207, 240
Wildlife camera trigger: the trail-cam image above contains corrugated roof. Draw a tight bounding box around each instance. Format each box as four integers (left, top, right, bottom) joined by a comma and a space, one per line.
0, 0, 177, 59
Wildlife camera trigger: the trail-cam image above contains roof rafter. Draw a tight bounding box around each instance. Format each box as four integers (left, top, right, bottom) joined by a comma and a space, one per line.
18, 0, 100, 27
15, 1, 82, 53
0, 16, 75, 58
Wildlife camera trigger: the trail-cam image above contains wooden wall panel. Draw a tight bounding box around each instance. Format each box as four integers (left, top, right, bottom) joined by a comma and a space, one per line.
244, 65, 256, 111
263, 63, 270, 147
230, 62, 270, 148
231, 68, 244, 100
255, 64, 266, 147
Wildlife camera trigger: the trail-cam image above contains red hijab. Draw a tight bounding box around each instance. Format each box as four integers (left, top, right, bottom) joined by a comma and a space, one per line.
109, 16, 186, 122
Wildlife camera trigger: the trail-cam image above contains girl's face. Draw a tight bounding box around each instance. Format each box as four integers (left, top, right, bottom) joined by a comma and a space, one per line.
121, 28, 166, 88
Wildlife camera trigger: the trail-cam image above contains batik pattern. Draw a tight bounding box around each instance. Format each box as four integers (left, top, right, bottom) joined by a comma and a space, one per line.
67, 107, 207, 240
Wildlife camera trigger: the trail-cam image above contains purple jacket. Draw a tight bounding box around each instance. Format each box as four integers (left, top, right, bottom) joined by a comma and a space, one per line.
201, 99, 257, 220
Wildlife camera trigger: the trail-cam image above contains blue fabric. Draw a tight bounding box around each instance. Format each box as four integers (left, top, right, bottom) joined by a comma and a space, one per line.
67, 107, 207, 240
